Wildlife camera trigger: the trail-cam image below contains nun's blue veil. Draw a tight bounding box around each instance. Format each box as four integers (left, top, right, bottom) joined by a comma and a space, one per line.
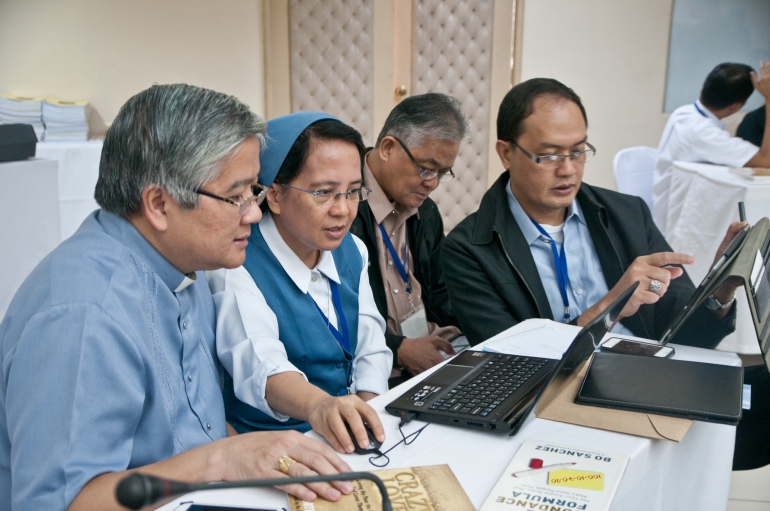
258, 111, 339, 188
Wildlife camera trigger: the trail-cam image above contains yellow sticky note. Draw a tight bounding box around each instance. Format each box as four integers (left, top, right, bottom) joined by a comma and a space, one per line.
548, 469, 604, 491
44, 97, 89, 106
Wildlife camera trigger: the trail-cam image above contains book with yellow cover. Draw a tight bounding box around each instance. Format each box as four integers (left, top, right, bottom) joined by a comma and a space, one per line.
480, 440, 629, 511
287, 464, 473, 511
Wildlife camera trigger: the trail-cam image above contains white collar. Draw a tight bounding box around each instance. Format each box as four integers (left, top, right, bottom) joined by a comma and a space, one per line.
173, 272, 197, 293
259, 211, 341, 293
694, 99, 725, 129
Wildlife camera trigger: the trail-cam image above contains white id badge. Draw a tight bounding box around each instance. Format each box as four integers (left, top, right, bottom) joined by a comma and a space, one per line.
399, 306, 429, 338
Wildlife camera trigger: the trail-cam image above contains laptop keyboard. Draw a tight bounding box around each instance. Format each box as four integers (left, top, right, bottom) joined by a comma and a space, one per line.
410, 355, 548, 417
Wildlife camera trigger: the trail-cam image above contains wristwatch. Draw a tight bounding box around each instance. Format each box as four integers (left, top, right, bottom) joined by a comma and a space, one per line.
705, 294, 735, 311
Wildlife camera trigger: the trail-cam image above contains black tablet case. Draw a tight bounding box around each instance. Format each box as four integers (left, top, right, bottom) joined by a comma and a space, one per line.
575, 351, 744, 425
659, 218, 770, 372
724, 218, 770, 373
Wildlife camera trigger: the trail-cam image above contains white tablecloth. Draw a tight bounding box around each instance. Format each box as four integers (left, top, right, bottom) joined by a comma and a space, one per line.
36, 140, 103, 241
666, 161, 770, 354
157, 326, 740, 511
0, 158, 61, 319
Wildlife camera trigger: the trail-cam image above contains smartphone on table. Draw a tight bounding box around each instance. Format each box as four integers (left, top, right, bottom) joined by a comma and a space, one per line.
600, 337, 675, 358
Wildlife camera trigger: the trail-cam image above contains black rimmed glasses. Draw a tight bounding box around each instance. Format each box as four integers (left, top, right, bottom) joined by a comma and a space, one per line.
279, 183, 372, 205
195, 183, 267, 215
392, 136, 455, 183
513, 141, 596, 169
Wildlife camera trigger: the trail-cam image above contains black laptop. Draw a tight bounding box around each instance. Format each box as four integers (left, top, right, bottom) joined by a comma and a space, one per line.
385, 282, 639, 435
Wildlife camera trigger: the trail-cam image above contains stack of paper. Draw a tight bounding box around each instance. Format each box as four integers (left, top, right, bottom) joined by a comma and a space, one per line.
42, 98, 90, 141
483, 320, 578, 360
0, 95, 45, 141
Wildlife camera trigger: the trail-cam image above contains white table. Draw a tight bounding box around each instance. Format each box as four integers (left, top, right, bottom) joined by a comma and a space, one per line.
666, 161, 770, 354
36, 140, 103, 241
157, 326, 740, 511
0, 158, 61, 319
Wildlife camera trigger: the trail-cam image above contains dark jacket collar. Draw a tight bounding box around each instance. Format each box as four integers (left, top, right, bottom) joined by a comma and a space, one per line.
473, 171, 611, 243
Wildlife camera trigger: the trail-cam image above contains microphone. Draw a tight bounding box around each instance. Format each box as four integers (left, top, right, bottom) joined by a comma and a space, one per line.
116, 472, 393, 511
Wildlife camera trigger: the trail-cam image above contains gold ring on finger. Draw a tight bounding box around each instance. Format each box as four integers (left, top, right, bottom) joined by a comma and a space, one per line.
279, 455, 297, 475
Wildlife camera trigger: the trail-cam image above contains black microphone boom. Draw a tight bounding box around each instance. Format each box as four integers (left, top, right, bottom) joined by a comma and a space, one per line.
116, 472, 393, 511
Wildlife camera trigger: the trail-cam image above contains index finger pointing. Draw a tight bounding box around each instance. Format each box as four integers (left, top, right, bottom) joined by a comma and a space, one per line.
647, 252, 695, 267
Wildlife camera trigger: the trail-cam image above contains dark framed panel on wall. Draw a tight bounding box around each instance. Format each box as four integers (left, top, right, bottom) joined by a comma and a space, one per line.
664, 0, 770, 113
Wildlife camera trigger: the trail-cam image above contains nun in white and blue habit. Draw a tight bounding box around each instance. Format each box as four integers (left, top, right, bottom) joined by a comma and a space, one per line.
209, 111, 392, 445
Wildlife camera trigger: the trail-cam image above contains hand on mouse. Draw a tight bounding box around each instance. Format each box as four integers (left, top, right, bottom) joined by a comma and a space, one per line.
344, 422, 383, 454
307, 395, 386, 454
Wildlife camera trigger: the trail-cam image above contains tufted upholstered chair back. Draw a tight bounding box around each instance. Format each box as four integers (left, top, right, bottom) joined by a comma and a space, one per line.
289, 0, 375, 146
412, 0, 494, 231
286, 0, 496, 231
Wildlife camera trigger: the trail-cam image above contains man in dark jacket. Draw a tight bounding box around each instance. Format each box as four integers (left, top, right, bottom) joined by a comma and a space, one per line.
350, 93, 468, 386
443, 78, 741, 348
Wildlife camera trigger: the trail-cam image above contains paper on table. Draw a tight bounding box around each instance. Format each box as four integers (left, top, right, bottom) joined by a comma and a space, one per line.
730, 167, 770, 181
483, 323, 577, 360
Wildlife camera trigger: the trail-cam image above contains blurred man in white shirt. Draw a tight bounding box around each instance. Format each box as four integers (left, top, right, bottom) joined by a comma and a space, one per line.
653, 61, 770, 234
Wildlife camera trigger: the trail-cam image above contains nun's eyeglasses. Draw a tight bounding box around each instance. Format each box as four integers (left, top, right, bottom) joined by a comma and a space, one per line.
280, 184, 372, 205
195, 184, 268, 215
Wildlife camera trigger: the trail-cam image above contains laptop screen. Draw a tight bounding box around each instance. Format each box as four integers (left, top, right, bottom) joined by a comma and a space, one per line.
557, 281, 639, 375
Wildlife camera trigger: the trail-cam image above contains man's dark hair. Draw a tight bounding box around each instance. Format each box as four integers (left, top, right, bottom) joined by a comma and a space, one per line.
273, 119, 366, 185
375, 92, 468, 147
497, 78, 587, 142
700, 63, 755, 110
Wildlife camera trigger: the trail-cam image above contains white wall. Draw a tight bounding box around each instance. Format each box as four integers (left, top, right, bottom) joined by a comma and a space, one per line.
515, 0, 674, 190
515, 0, 751, 191
0, 0, 266, 127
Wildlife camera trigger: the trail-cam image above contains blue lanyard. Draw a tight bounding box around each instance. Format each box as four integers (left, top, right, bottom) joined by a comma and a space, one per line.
378, 224, 411, 293
530, 214, 571, 321
313, 280, 353, 387
693, 102, 708, 118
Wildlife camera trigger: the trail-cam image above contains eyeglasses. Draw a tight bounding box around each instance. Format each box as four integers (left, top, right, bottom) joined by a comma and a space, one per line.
195, 183, 267, 215
512, 141, 596, 169
280, 183, 372, 205
392, 136, 455, 183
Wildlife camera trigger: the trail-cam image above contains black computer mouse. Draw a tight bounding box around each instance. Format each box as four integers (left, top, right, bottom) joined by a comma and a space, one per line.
344, 422, 383, 455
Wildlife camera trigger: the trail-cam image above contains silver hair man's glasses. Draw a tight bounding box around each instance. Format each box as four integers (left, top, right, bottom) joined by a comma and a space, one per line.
195, 183, 267, 215
392, 136, 455, 183
280, 183, 372, 205
512, 141, 596, 169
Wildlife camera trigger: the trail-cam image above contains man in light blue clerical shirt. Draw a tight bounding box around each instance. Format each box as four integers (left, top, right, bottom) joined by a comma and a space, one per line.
0, 84, 354, 511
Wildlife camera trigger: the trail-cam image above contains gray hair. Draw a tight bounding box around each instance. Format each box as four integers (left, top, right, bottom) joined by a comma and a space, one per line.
375, 92, 468, 148
95, 83, 267, 217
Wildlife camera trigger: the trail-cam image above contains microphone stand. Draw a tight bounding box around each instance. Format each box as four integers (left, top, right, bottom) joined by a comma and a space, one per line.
116, 472, 393, 511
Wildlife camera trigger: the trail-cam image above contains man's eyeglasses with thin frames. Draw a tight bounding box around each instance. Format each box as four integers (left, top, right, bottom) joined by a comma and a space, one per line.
511, 141, 596, 169
392, 136, 455, 183
195, 183, 268, 215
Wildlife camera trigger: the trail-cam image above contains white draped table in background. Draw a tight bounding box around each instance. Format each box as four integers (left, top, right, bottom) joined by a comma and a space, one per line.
157, 324, 739, 511
36, 140, 103, 241
666, 161, 770, 354
0, 158, 60, 318
0, 142, 102, 318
